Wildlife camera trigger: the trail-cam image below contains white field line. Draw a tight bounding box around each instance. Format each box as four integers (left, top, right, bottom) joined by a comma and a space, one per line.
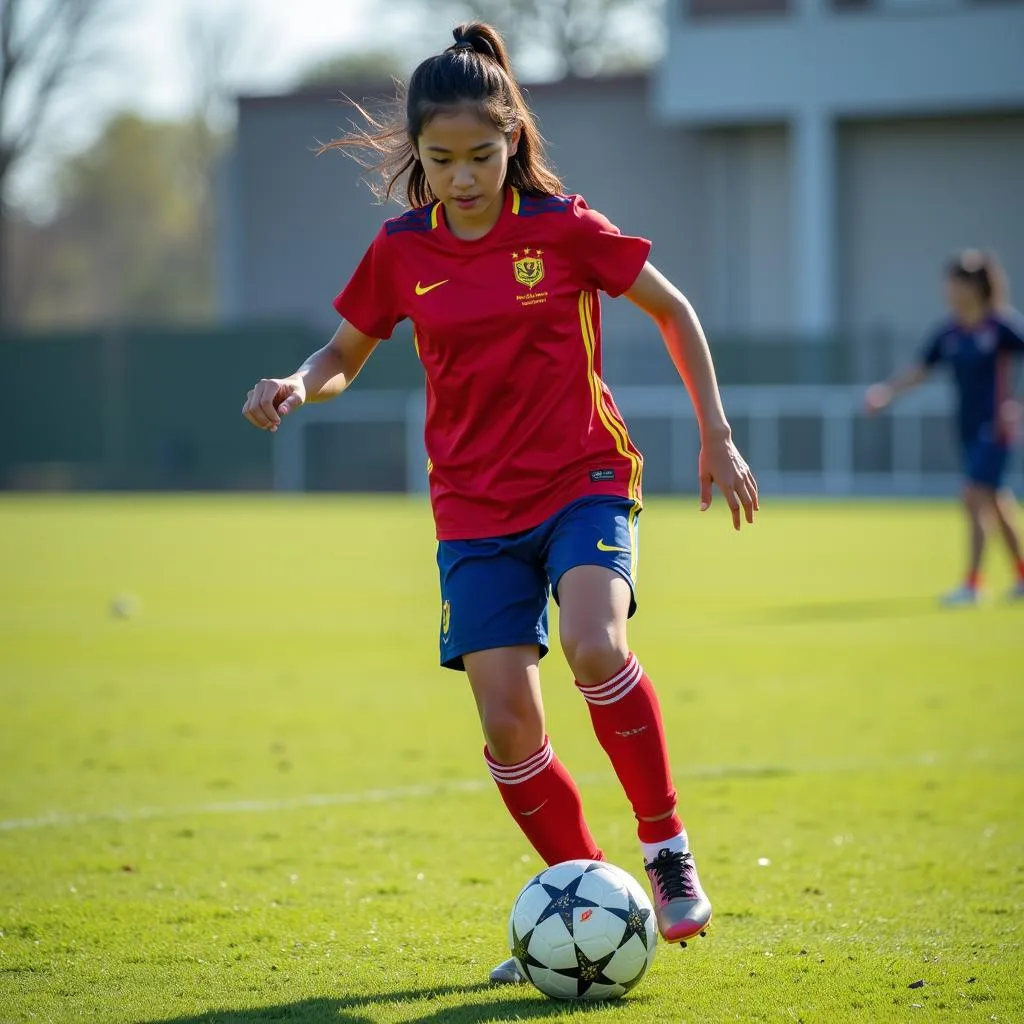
0, 751, 954, 833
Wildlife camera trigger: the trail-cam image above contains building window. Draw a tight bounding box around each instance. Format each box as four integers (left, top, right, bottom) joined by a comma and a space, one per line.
686, 0, 790, 16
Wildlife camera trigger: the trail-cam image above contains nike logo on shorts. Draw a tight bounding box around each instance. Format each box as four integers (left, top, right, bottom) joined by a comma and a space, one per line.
596, 539, 630, 554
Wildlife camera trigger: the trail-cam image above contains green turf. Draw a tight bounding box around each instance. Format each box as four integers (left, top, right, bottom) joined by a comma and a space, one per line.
1, 495, 1022, 1024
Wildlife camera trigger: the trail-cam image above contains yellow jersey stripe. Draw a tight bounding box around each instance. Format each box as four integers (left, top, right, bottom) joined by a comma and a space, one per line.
577, 291, 643, 503
430, 203, 440, 229
511, 187, 521, 215
579, 291, 639, 497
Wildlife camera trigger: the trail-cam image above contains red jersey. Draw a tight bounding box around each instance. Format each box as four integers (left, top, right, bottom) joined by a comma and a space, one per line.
334, 188, 651, 540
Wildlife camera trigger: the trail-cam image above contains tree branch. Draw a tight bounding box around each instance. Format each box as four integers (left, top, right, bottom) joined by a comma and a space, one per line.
4, 0, 109, 165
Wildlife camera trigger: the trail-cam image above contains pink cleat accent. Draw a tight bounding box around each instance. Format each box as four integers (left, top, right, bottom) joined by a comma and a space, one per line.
644, 847, 712, 944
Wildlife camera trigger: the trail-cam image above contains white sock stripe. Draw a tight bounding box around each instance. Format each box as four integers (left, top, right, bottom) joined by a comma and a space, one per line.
577, 653, 636, 694
485, 743, 554, 785
577, 657, 644, 705
581, 677, 642, 706
579, 664, 643, 706
491, 744, 552, 780
485, 739, 549, 774
488, 759, 551, 786
487, 752, 553, 786
576, 654, 639, 696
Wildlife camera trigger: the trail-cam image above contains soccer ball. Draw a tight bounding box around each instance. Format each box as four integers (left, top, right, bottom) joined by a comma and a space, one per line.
508, 859, 657, 1001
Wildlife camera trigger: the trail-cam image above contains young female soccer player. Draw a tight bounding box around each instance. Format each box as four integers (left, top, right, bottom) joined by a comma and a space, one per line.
242, 23, 758, 981
866, 250, 1024, 605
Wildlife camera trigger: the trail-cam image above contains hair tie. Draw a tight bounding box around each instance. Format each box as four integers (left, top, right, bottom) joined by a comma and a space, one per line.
453, 39, 474, 50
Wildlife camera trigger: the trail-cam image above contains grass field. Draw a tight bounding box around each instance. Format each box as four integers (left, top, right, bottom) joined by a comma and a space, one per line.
1, 495, 1022, 1024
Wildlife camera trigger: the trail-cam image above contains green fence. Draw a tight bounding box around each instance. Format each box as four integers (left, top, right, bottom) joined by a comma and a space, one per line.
0, 323, 425, 491
1, 323, 884, 491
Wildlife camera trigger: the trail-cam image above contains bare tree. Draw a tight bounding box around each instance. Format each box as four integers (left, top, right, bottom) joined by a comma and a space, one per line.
399, 0, 663, 79
181, 1, 274, 320
0, 0, 113, 325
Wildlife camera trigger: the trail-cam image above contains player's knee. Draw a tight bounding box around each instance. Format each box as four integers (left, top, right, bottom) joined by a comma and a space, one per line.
480, 706, 544, 764
965, 484, 996, 513
563, 629, 629, 687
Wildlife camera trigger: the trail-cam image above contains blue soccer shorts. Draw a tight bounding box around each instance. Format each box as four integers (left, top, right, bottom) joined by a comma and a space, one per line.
963, 438, 1012, 490
436, 496, 640, 671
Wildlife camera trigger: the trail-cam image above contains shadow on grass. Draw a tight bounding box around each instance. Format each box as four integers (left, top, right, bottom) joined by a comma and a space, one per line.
743, 596, 935, 625
144, 982, 633, 1023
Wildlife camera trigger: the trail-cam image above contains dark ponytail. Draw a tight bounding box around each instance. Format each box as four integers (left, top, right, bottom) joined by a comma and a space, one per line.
947, 249, 1010, 310
317, 23, 563, 207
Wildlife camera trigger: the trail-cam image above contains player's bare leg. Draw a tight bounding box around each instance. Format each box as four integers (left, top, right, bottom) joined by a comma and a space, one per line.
466, 645, 546, 766
466, 646, 603, 985
559, 565, 711, 945
992, 488, 1024, 599
943, 484, 990, 605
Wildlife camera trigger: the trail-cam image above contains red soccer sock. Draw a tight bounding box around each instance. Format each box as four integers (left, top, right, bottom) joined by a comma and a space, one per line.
484, 737, 603, 866
577, 654, 684, 845
1016, 558, 1024, 583
967, 570, 982, 590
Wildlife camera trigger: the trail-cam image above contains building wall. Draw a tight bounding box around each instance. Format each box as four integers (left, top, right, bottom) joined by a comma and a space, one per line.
224, 87, 394, 333
699, 125, 793, 331
657, 0, 1024, 123
837, 113, 1024, 345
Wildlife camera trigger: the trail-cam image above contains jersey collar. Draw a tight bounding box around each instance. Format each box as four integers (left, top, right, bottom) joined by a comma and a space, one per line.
434, 187, 519, 246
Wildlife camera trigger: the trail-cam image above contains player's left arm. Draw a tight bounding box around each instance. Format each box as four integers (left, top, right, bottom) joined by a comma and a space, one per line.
998, 310, 1024, 355
997, 311, 1024, 433
625, 261, 758, 529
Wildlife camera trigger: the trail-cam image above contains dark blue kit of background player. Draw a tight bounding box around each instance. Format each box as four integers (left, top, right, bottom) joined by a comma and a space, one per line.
920, 312, 1024, 488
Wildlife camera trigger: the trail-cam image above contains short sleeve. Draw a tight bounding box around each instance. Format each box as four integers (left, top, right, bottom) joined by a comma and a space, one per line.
570, 197, 651, 298
997, 309, 1024, 353
920, 324, 947, 368
332, 228, 403, 340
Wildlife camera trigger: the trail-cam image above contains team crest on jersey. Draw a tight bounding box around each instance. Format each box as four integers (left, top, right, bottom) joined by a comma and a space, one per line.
512, 248, 545, 290
975, 328, 997, 353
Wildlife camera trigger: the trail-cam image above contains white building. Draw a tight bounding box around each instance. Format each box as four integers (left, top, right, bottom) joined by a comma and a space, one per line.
656, 0, 1024, 338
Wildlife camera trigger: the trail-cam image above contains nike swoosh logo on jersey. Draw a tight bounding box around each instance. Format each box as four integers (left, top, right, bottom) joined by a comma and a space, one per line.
596, 539, 630, 553
415, 279, 449, 296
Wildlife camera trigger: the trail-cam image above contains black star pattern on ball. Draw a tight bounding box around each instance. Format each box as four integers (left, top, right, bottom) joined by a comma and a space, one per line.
534, 873, 600, 937
608, 889, 653, 950
553, 942, 619, 998
510, 921, 545, 984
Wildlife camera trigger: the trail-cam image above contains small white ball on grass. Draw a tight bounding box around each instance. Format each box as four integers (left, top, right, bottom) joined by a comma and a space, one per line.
110, 595, 139, 619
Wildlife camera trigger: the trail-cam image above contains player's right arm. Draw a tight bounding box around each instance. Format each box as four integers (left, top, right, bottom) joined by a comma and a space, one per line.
864, 364, 929, 414
242, 321, 380, 432
864, 327, 945, 414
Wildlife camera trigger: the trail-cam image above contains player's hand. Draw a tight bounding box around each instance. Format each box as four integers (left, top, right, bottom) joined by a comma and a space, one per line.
864, 382, 893, 416
242, 377, 306, 432
999, 398, 1023, 436
699, 436, 758, 531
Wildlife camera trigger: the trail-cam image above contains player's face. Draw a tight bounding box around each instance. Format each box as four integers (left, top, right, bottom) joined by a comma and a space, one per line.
416, 106, 520, 236
945, 276, 985, 321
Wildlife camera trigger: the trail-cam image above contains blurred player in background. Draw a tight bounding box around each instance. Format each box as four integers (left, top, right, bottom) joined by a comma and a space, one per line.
243, 22, 759, 981
866, 250, 1024, 605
